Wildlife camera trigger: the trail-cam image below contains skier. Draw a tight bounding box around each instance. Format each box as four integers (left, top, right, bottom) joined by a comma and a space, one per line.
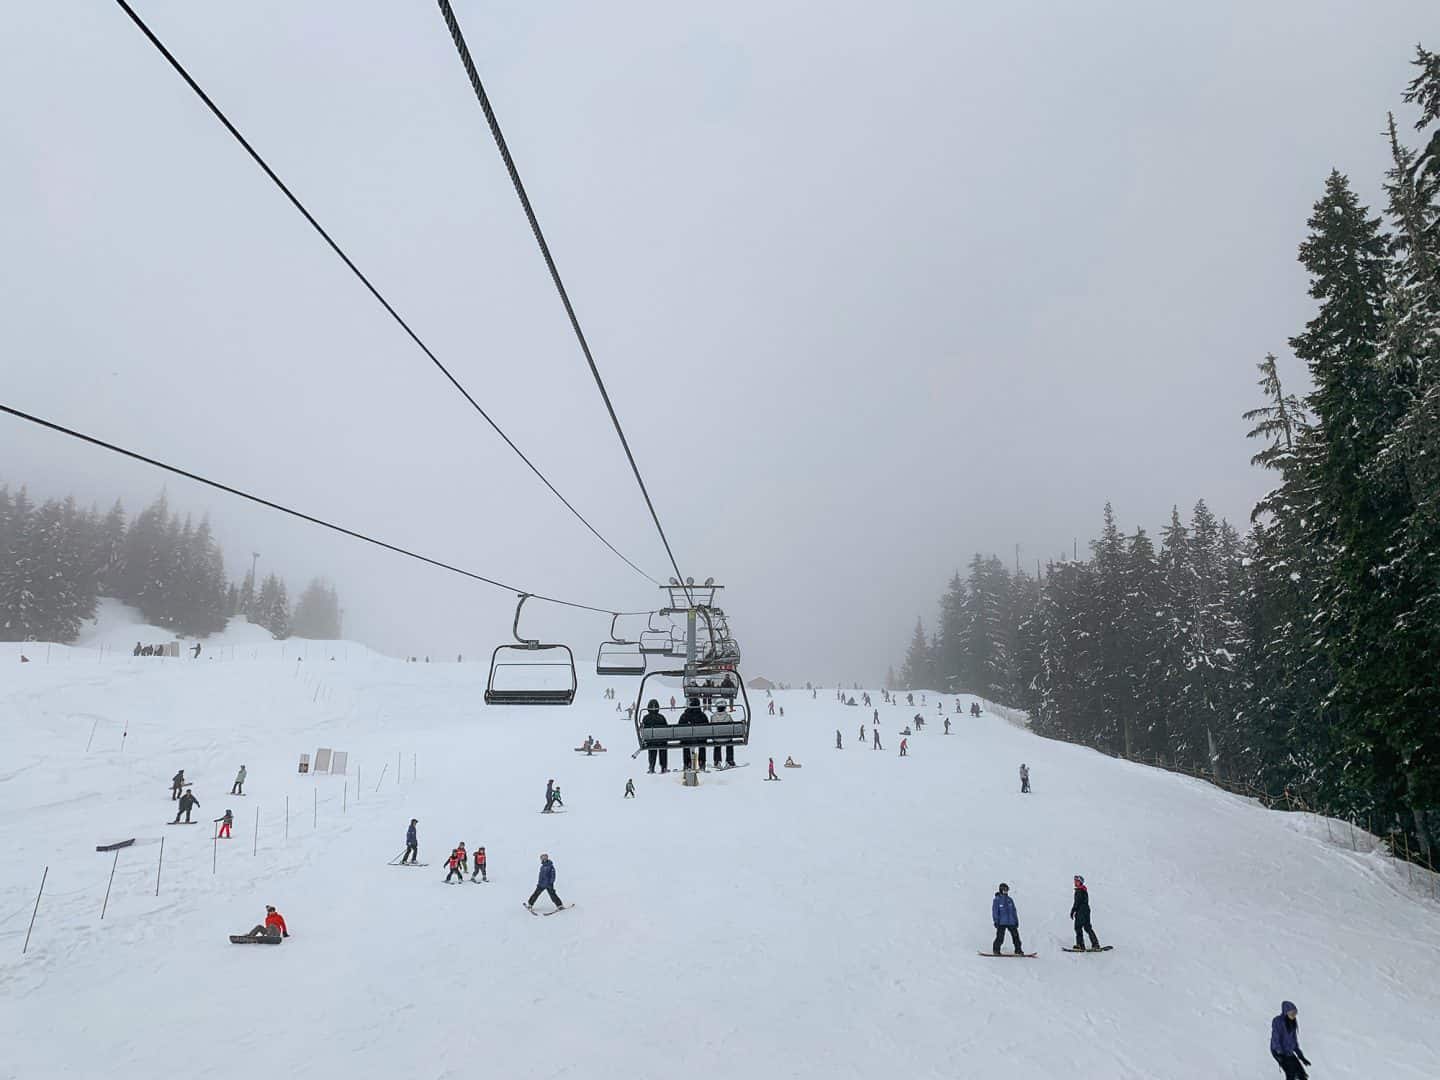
859, 723, 865, 744
872, 728, 883, 751
1069, 875, 1100, 950
1020, 763, 1031, 794
191, 642, 201, 659
991, 883, 1023, 955
944, 718, 951, 735
444, 847, 465, 884
470, 846, 488, 882
456, 842, 469, 874
835, 730, 842, 749
1270, 1002, 1312, 1080
767, 758, 780, 781
624, 778, 636, 799
551, 785, 564, 809
907, 693, 914, 706
230, 765, 246, 796
526, 853, 564, 912
402, 819, 419, 864
239, 905, 288, 941
768, 700, 775, 716
172, 788, 200, 824
899, 738, 908, 757
873, 709, 879, 724
640, 699, 670, 774
543, 779, 558, 813
171, 770, 186, 800
215, 809, 233, 839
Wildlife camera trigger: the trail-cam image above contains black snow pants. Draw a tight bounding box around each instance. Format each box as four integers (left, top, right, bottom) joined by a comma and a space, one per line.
231, 781, 243, 795
445, 866, 464, 883
993, 925, 1023, 954
528, 885, 563, 907
646, 747, 669, 773
1073, 915, 1099, 949
1274, 1053, 1308, 1080
402, 842, 418, 865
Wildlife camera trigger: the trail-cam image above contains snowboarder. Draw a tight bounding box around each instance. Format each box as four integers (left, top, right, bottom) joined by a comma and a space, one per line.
991, 883, 1023, 955
230, 765, 246, 796
641, 699, 670, 774
1070, 874, 1100, 950
171, 770, 186, 800
944, 718, 951, 735
624, 778, 636, 798
899, 738, 908, 757
1270, 1001, 1312, 1080
835, 729, 842, 749
215, 809, 233, 839
1020, 763, 1030, 794
172, 788, 200, 823
470, 846, 488, 882
444, 847, 466, 883
402, 819, 419, 864
767, 758, 780, 781
872, 729, 882, 750
238, 905, 288, 941
526, 853, 564, 911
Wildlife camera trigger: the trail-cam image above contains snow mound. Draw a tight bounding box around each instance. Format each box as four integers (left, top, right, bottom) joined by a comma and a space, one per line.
2, 662, 1438, 1080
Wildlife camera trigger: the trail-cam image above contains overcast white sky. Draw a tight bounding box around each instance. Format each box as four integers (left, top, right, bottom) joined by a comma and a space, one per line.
2, 1, 1436, 682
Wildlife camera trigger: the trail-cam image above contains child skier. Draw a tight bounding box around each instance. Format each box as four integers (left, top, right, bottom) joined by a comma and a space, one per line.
624, 778, 636, 798
215, 809, 233, 839
1270, 1002, 1311, 1079
470, 846, 488, 883
944, 718, 951, 734
526, 853, 564, 911
444, 847, 465, 884
991, 883, 1023, 955
1070, 874, 1100, 950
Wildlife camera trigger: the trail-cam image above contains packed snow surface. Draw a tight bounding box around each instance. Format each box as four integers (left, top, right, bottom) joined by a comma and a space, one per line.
3, 643, 1439, 1079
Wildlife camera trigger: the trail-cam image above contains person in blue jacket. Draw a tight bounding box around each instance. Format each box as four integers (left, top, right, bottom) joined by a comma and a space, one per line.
401, 818, 419, 864
526, 853, 564, 912
991, 882, 1023, 955
1270, 1001, 1311, 1079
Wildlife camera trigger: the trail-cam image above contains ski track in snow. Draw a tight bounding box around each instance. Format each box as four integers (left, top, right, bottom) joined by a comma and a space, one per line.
2, 638, 1440, 1079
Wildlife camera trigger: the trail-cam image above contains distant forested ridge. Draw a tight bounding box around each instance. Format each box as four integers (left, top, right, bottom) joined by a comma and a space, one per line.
0, 485, 342, 643
897, 47, 1440, 857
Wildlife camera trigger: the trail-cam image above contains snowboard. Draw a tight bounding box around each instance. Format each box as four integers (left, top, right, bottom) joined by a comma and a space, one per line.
978, 951, 1038, 958
167, 821, 200, 825
230, 934, 282, 945
714, 762, 749, 770
763, 776, 781, 781
1062, 946, 1113, 953
540, 809, 568, 814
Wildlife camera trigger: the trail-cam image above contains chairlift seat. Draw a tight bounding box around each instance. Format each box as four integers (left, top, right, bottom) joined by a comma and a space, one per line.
596, 641, 646, 677
637, 721, 748, 748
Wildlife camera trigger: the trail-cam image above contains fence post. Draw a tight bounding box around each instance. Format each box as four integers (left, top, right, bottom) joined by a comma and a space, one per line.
313, 788, 317, 829
376, 763, 388, 792
212, 831, 217, 875
1347, 817, 1358, 852
413, 754, 417, 782
1402, 832, 1415, 886
253, 806, 259, 855
357, 764, 361, 802
86, 718, 99, 753
156, 835, 164, 896
343, 782, 347, 814
22, 867, 48, 955
120, 719, 128, 752
397, 751, 401, 786
100, 850, 120, 919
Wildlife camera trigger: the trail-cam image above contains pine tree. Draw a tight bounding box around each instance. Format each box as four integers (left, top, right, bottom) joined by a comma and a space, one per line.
900, 617, 934, 690
292, 579, 342, 639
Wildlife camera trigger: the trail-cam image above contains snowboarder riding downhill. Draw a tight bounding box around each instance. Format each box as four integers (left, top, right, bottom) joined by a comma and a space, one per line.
172, 788, 200, 824
991, 883, 1023, 955
1070, 874, 1100, 950
1270, 1001, 1312, 1080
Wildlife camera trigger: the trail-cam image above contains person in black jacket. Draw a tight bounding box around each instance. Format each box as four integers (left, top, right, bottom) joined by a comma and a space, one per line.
172, 788, 200, 823
1070, 874, 1100, 950
678, 698, 707, 771
640, 700, 670, 774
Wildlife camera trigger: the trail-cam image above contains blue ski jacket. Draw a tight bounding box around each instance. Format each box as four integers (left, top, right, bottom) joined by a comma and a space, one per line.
406, 823, 417, 845
1270, 1002, 1301, 1057
992, 893, 1018, 927
538, 859, 556, 889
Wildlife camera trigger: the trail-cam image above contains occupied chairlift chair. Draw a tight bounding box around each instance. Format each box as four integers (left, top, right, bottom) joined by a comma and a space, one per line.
632, 668, 752, 753
596, 614, 646, 677
484, 593, 577, 706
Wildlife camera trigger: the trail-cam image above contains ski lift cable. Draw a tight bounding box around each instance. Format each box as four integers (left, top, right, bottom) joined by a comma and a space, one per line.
0, 403, 656, 619
107, 0, 660, 589
435, 0, 694, 607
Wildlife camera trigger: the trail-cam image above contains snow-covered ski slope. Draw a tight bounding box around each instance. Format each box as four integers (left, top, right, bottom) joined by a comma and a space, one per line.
3, 648, 1439, 1079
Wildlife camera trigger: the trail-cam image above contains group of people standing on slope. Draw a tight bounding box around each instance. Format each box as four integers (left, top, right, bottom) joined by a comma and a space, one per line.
988, 875, 1102, 955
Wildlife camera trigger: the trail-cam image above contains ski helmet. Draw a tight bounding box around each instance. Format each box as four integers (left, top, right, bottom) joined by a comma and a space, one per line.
1074, 874, 1084, 885
998, 883, 1009, 893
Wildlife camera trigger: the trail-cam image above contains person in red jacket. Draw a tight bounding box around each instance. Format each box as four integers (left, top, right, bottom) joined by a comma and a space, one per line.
766, 757, 780, 781
240, 905, 289, 941
444, 847, 465, 884
899, 738, 908, 757
470, 846, 488, 883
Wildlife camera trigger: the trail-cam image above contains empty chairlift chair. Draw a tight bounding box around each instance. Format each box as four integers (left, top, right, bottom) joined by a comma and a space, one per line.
639, 614, 674, 656
485, 594, 577, 706
596, 614, 646, 677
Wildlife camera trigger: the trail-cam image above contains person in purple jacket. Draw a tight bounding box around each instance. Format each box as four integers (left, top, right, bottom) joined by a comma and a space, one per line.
1269, 1001, 1311, 1079
991, 883, 1023, 955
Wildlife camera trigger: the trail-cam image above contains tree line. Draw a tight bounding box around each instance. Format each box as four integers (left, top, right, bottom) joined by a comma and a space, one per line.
897, 47, 1440, 857
0, 485, 343, 643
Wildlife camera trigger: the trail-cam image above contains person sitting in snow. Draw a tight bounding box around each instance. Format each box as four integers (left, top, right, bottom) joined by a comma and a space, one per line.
239, 905, 288, 941
784, 756, 801, 768
1269, 1001, 1311, 1080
